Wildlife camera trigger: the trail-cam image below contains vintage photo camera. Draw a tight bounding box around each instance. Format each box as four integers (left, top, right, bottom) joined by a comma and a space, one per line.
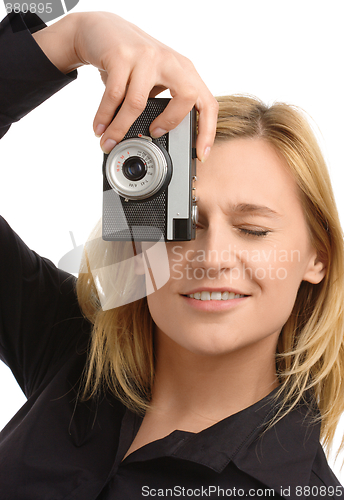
102, 98, 198, 242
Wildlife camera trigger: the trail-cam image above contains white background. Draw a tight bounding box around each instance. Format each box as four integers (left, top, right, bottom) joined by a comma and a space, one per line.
1, 0, 344, 481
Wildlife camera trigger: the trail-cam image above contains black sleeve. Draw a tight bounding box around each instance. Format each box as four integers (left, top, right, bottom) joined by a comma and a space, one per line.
0, 11, 77, 139
0, 12, 89, 398
0, 216, 90, 399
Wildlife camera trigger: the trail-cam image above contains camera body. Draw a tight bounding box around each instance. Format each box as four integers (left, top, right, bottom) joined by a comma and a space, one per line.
102, 98, 198, 242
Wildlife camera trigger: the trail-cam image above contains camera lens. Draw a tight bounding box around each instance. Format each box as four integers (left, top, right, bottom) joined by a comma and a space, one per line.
122, 157, 147, 181
105, 137, 172, 200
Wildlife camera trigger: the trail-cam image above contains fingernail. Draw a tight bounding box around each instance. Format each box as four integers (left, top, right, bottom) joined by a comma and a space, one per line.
95, 124, 106, 138
201, 147, 211, 163
101, 139, 117, 154
150, 127, 168, 138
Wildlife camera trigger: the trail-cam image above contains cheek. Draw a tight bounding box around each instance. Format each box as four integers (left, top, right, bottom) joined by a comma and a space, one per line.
248, 252, 306, 328
144, 244, 190, 330
146, 285, 180, 334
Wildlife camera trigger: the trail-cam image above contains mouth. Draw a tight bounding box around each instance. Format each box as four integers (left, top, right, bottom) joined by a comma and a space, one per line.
180, 289, 250, 312
181, 287, 250, 301
183, 291, 247, 301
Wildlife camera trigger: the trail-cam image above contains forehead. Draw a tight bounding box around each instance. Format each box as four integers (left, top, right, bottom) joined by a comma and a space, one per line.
196, 138, 300, 216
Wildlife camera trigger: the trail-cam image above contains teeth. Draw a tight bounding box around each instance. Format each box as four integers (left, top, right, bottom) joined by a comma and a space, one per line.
186, 291, 245, 301
201, 291, 211, 301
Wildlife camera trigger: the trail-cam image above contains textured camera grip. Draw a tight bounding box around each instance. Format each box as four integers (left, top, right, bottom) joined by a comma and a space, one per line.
122, 98, 169, 149
103, 99, 171, 241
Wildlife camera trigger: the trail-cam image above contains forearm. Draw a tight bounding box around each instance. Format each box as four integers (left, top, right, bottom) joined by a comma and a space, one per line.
32, 13, 85, 75
0, 12, 77, 139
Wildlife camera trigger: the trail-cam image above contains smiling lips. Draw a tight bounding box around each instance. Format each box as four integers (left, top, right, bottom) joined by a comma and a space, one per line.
182, 287, 250, 303
187, 291, 246, 301
181, 290, 249, 312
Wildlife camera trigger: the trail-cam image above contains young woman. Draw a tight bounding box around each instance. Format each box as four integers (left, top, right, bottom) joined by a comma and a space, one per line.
1, 9, 343, 500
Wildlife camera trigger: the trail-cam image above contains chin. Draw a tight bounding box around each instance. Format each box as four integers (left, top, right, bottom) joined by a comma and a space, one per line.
160, 327, 247, 357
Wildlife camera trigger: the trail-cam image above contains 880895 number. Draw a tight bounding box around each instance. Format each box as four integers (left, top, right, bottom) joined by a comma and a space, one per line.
5, 3, 52, 14
295, 485, 344, 497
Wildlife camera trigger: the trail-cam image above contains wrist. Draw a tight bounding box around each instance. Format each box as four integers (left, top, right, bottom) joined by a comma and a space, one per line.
32, 13, 85, 74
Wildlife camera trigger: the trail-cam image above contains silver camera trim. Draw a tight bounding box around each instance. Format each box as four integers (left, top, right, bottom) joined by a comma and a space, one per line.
166, 113, 193, 240
105, 137, 169, 200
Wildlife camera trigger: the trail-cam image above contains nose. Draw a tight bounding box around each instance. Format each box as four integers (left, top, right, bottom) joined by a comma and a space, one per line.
190, 220, 238, 277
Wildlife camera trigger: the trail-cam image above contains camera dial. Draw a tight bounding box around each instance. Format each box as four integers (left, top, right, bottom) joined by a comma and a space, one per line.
105, 137, 172, 200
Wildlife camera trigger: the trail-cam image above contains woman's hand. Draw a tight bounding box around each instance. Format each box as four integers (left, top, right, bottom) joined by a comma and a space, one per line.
33, 11, 218, 160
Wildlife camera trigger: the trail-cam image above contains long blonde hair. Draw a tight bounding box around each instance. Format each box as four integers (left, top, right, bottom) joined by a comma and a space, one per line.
77, 95, 344, 458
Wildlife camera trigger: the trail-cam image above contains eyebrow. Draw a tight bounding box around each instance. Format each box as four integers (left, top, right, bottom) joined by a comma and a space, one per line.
229, 203, 282, 219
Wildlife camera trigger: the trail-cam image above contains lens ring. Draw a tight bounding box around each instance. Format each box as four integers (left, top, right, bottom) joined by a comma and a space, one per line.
105, 138, 172, 200
122, 156, 147, 181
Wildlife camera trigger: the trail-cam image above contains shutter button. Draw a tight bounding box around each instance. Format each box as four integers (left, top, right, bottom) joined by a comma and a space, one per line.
192, 205, 199, 225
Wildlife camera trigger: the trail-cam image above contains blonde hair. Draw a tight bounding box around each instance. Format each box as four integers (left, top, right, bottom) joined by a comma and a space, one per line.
77, 95, 344, 458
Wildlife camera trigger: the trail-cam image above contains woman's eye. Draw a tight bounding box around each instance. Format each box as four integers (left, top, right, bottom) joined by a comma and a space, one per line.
195, 225, 270, 238
238, 228, 270, 237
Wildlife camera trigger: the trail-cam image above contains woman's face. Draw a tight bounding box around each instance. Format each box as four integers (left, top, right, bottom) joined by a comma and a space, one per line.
145, 138, 325, 357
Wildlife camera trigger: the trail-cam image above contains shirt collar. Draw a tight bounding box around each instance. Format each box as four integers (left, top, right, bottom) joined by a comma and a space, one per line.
121, 387, 321, 496
173, 386, 320, 493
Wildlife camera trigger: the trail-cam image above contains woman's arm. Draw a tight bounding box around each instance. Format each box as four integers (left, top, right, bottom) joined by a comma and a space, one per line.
32, 11, 218, 160
0, 11, 77, 139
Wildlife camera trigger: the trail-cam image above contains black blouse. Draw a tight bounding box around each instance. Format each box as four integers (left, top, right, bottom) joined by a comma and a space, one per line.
0, 11, 343, 500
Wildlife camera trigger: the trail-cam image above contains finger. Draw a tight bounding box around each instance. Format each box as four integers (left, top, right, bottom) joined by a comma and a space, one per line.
194, 92, 219, 162
148, 86, 197, 139
93, 65, 131, 139
100, 68, 156, 153
148, 57, 202, 136
150, 58, 218, 162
